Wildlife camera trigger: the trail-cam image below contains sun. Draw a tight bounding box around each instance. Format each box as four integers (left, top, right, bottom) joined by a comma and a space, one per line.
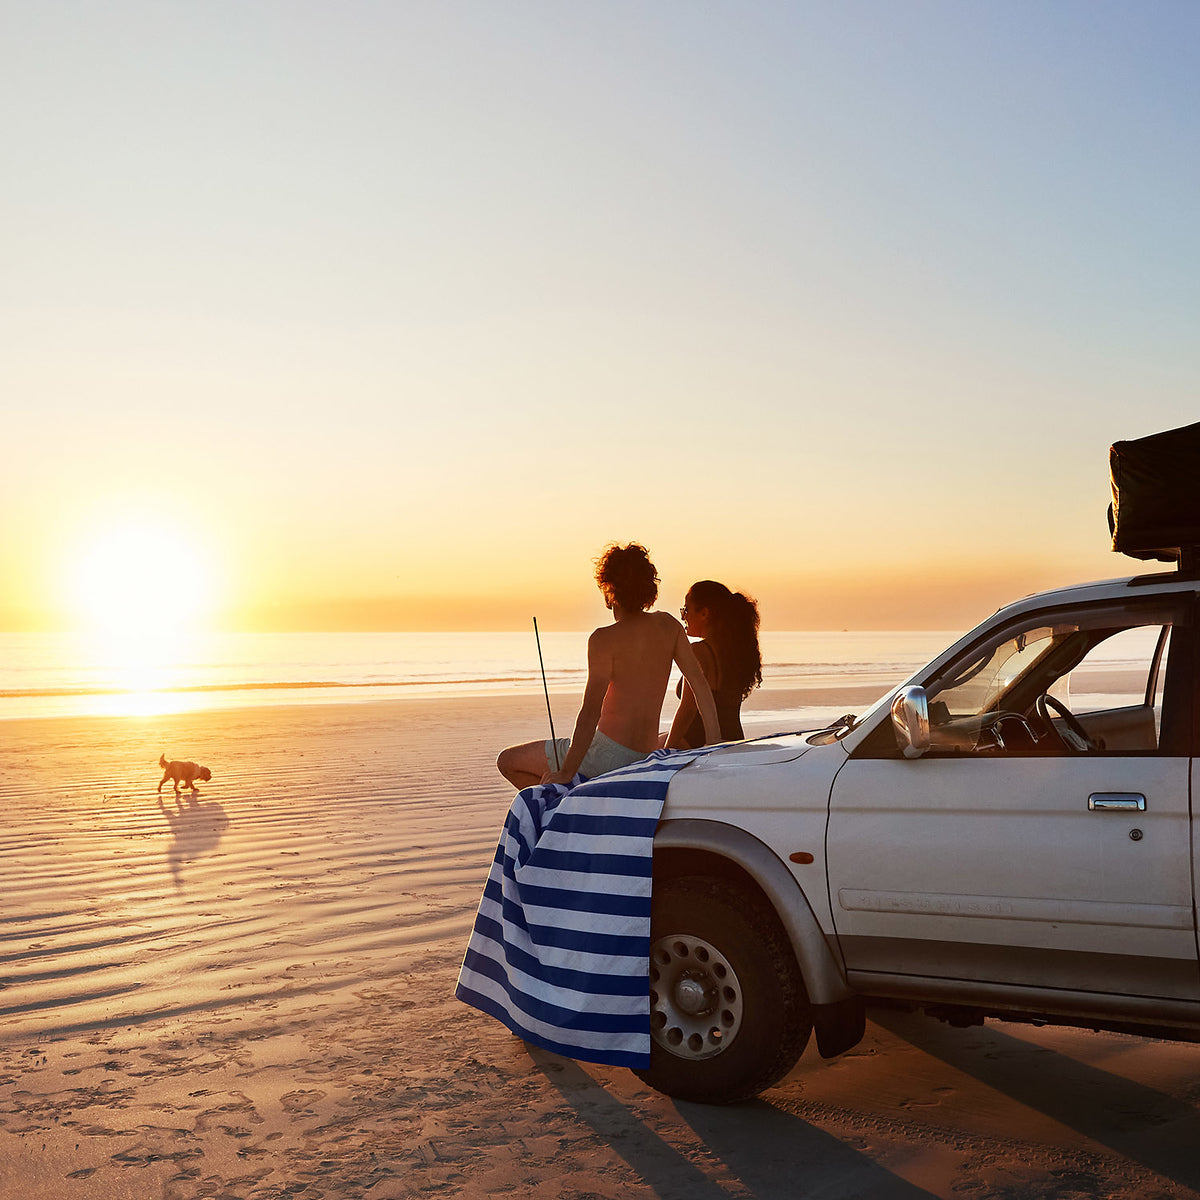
68, 515, 216, 639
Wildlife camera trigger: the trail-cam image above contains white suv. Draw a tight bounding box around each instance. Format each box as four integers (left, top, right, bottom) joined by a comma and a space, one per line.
640, 566, 1200, 1104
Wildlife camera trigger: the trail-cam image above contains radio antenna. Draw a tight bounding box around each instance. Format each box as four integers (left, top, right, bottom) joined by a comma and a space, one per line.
533, 617, 560, 770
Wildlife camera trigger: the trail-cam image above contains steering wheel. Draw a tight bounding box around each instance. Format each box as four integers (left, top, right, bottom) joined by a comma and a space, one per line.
1035, 693, 1097, 753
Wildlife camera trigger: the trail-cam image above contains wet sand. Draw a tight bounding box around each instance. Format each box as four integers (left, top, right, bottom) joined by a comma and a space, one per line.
2, 689, 1199, 1199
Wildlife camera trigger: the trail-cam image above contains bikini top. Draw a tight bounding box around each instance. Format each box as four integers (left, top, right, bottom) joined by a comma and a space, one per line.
678, 639, 744, 747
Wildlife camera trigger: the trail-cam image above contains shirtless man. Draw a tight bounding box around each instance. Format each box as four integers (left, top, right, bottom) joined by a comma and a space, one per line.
497, 543, 721, 789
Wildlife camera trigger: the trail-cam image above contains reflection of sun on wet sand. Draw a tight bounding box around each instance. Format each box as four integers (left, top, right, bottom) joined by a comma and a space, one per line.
1, 690, 1199, 1199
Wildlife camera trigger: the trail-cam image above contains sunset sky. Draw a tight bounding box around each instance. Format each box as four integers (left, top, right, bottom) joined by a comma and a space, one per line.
3, 2, 1198, 634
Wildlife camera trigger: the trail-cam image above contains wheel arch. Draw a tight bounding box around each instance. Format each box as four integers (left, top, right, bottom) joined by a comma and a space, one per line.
653, 818, 853, 1012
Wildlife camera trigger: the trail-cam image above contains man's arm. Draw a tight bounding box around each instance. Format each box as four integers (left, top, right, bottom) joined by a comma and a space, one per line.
543, 630, 611, 785
668, 623, 721, 747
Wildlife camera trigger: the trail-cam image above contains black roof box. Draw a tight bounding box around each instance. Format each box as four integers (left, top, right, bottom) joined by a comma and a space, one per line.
1109, 421, 1200, 564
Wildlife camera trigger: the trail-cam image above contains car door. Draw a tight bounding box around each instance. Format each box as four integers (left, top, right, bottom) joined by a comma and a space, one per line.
826, 595, 1199, 1002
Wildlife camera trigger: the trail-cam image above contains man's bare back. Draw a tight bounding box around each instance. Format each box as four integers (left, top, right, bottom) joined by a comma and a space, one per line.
593, 610, 685, 754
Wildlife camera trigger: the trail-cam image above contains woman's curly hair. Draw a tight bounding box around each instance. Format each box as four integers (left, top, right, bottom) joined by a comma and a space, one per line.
594, 542, 659, 612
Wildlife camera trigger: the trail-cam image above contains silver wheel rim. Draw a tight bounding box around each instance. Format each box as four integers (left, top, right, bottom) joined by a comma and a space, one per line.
649, 932, 743, 1060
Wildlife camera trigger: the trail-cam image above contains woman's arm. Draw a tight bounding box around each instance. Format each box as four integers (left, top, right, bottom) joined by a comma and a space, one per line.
542, 630, 611, 785
667, 626, 721, 748
665, 641, 717, 750
666, 682, 697, 750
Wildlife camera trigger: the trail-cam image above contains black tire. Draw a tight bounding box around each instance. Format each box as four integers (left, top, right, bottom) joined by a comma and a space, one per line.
633, 875, 812, 1104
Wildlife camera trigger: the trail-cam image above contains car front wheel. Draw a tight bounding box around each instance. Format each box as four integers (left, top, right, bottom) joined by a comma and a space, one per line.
633, 876, 811, 1104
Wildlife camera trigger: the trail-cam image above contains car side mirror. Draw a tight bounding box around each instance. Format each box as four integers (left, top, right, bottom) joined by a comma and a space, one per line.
891, 685, 930, 759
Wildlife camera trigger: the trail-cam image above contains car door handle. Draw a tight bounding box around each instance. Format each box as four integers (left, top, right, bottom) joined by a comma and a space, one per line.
1088, 792, 1146, 811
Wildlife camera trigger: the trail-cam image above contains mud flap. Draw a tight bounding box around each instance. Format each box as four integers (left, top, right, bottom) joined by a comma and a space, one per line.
813, 995, 866, 1058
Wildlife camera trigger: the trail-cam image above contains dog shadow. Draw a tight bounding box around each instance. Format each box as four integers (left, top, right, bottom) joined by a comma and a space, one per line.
158, 795, 230, 890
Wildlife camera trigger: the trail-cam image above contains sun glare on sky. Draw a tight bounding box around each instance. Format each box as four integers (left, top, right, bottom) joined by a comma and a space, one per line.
2, 7, 1197, 637
69, 518, 213, 637
64, 516, 218, 705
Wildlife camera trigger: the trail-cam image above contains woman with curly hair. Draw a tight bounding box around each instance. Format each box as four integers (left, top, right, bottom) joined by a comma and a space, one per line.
497, 543, 720, 788
668, 580, 762, 748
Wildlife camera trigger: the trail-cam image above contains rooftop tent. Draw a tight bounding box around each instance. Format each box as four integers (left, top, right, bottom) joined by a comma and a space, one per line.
1109, 421, 1200, 563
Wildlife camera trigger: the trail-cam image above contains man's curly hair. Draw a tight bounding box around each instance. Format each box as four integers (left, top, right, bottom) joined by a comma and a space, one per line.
594, 542, 659, 612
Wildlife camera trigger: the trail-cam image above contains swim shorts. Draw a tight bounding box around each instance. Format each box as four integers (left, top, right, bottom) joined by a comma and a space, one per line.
544, 729, 648, 780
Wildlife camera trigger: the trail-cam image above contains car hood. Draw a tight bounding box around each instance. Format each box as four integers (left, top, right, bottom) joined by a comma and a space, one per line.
684, 730, 814, 770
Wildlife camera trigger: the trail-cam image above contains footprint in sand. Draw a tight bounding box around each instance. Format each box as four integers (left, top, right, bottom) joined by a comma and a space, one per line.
899, 1086, 957, 1109
280, 1089, 327, 1115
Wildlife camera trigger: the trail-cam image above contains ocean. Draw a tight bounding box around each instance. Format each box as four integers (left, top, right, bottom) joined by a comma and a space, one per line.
0, 630, 959, 722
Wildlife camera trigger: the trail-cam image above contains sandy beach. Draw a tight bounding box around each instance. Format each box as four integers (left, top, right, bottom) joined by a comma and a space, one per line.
3, 689, 1200, 1200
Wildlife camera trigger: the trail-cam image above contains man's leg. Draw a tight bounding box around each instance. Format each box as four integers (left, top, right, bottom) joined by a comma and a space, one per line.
497, 739, 553, 789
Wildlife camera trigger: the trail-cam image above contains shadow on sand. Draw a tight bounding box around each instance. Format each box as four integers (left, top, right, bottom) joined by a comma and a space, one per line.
157, 793, 229, 889
527, 1044, 938, 1199
873, 1006, 1200, 1193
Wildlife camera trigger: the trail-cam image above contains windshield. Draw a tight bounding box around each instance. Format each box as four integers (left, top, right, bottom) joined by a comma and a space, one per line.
929, 625, 1063, 719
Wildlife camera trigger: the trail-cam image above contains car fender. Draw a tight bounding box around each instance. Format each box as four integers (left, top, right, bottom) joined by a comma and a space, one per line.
653, 817, 853, 1008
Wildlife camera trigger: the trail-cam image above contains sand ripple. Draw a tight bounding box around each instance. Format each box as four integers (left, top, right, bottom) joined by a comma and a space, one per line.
0, 701, 520, 1042
5, 697, 1200, 1200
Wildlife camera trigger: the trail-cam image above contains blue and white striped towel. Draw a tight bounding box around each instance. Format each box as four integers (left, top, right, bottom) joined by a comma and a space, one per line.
455, 746, 709, 1067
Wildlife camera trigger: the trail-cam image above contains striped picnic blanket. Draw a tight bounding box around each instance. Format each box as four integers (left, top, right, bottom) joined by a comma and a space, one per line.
454, 747, 708, 1067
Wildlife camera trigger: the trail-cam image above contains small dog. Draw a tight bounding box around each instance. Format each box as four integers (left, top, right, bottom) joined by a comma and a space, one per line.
157, 753, 213, 796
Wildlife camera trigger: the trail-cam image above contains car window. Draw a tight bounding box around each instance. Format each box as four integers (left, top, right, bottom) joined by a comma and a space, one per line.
929, 626, 1058, 721
918, 600, 1181, 756
1067, 624, 1169, 715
